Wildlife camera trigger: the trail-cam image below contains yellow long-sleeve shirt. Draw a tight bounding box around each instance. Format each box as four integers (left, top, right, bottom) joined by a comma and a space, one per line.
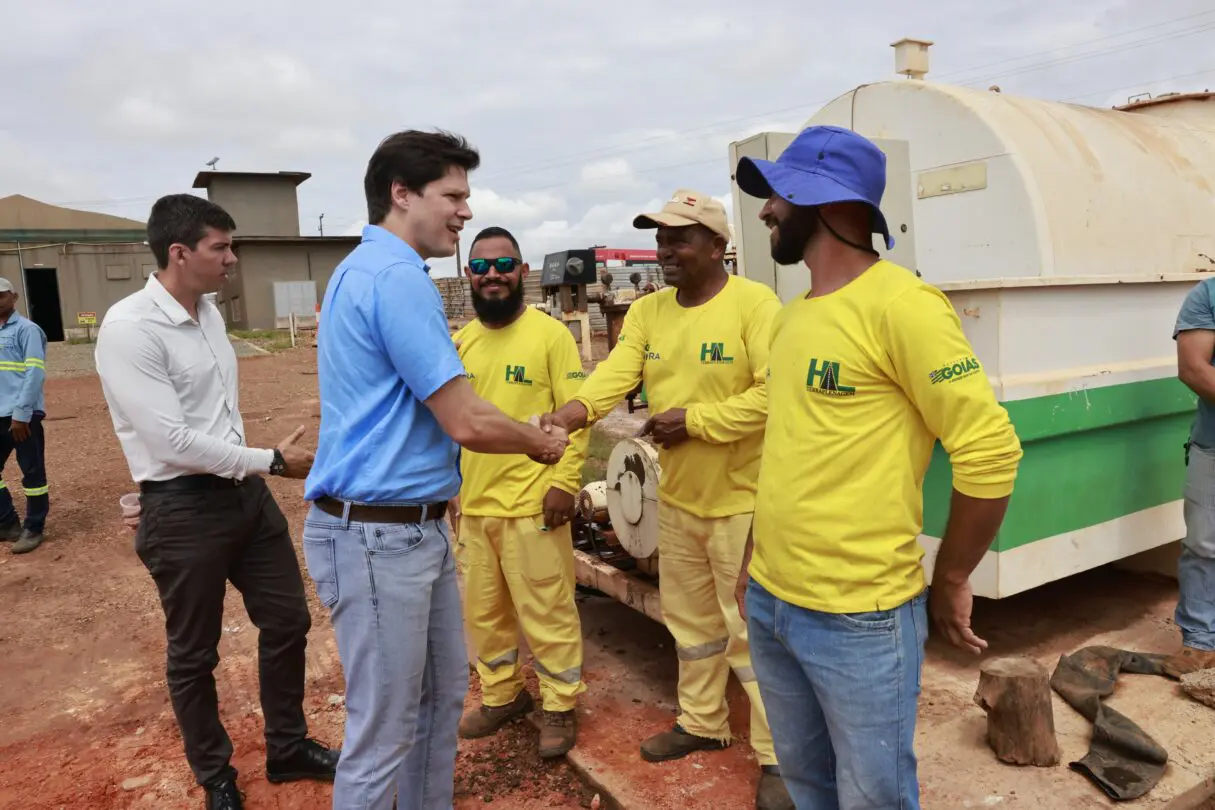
454, 308, 589, 517
573, 275, 782, 519
751, 260, 1023, 613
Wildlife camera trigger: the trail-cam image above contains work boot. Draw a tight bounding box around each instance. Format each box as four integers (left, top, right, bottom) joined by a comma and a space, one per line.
756, 765, 794, 810
640, 724, 730, 762
458, 690, 534, 739
538, 709, 577, 759
1162, 646, 1215, 679
0, 521, 20, 542
11, 530, 43, 554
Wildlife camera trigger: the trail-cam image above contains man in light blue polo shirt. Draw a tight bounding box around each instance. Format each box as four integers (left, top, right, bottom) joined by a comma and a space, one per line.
303, 129, 569, 810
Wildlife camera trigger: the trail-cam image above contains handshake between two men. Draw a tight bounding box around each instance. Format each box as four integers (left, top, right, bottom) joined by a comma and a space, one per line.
529, 399, 590, 464
522, 400, 688, 533
530, 397, 693, 465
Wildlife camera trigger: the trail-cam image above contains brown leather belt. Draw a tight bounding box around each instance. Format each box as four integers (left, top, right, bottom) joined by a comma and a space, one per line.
314, 496, 448, 524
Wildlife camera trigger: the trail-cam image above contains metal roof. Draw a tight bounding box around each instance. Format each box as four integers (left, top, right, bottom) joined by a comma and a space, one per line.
192, 171, 312, 189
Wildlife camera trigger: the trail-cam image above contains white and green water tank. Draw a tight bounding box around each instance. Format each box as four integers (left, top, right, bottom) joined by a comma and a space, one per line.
729, 76, 1215, 598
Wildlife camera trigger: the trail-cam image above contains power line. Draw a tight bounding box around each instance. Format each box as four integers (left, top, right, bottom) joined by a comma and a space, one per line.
1060, 67, 1215, 102
939, 8, 1215, 82
957, 22, 1215, 87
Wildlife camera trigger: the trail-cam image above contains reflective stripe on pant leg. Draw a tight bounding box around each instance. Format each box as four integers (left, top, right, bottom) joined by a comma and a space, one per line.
658, 504, 732, 742
708, 512, 778, 765
504, 516, 585, 712
456, 516, 526, 708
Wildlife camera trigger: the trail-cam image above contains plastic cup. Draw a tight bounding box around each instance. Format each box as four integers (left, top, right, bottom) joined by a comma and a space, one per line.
120, 493, 141, 517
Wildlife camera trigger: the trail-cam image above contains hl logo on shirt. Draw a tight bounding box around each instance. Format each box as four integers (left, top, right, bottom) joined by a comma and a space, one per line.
466, 371, 477, 380
929, 356, 982, 385
806, 358, 856, 397
504, 365, 533, 385
699, 342, 734, 365
566, 370, 587, 380
644, 343, 662, 361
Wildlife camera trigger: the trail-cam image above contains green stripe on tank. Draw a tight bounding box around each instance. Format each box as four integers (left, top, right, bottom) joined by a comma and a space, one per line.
923, 377, 1196, 552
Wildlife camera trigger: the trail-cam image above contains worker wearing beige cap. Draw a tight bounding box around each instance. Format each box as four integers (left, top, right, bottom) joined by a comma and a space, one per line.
542, 190, 791, 810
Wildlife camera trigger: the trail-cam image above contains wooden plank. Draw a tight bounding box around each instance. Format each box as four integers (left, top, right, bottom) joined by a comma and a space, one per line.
573, 549, 663, 624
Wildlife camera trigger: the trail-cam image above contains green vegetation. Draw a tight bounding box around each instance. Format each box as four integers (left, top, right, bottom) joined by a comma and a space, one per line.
229, 329, 296, 352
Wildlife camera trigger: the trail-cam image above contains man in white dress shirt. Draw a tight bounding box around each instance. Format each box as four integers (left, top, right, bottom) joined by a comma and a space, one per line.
95, 194, 339, 810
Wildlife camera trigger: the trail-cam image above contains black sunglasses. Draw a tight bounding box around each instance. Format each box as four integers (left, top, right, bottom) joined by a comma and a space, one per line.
469, 257, 523, 275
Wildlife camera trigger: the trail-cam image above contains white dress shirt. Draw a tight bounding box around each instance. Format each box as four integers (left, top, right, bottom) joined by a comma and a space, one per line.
95, 274, 274, 483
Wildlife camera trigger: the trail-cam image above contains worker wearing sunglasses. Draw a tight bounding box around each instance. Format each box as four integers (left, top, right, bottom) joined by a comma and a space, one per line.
452, 226, 589, 762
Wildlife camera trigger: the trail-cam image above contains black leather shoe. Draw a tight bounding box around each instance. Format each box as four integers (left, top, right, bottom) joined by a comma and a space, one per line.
266, 738, 340, 783
204, 779, 243, 810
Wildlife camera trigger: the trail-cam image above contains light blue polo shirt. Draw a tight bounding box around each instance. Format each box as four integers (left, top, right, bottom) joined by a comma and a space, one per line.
305, 225, 466, 504
1175, 277, 1215, 450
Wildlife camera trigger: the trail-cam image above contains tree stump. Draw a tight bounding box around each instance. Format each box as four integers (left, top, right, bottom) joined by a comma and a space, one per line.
973, 656, 1060, 767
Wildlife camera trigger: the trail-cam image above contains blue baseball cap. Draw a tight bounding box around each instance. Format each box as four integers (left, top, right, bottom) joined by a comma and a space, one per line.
735, 125, 894, 250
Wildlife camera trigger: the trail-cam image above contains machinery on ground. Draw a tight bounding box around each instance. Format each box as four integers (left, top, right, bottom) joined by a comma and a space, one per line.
539, 247, 661, 363
572, 439, 663, 622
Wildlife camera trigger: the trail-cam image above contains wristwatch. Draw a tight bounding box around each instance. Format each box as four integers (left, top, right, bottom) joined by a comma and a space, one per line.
270, 449, 287, 476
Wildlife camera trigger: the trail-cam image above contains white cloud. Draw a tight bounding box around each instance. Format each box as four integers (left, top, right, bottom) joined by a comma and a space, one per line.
273, 126, 359, 154
577, 158, 656, 196
470, 188, 567, 224
107, 97, 184, 138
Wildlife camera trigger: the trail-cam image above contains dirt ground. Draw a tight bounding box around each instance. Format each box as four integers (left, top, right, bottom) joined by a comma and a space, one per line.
0, 343, 597, 809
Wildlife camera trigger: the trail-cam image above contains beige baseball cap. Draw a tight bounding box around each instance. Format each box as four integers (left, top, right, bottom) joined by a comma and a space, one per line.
633, 189, 731, 240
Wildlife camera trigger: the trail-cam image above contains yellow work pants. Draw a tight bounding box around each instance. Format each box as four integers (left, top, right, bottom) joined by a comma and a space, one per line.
455, 515, 586, 712
658, 505, 777, 765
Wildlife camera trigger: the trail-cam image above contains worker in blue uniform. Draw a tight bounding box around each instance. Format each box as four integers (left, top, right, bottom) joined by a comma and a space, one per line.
0, 277, 49, 554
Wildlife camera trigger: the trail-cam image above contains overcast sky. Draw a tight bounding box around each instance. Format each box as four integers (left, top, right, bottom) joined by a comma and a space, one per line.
3, 0, 1213, 277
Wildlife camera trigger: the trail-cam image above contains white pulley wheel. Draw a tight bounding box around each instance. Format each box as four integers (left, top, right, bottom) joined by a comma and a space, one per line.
605, 438, 662, 559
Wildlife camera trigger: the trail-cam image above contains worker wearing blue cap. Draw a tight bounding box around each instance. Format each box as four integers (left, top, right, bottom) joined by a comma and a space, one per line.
732, 125, 1024, 809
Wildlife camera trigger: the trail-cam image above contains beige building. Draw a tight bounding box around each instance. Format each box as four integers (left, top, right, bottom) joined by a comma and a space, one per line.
193, 171, 357, 330
0, 170, 358, 340
0, 195, 154, 341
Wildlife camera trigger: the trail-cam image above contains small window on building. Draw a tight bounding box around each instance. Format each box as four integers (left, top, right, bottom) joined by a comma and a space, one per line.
106, 264, 133, 281
142, 264, 155, 279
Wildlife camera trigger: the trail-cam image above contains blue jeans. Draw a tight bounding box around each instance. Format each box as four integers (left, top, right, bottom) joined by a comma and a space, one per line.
746, 579, 929, 810
302, 505, 468, 810
1179, 445, 1215, 651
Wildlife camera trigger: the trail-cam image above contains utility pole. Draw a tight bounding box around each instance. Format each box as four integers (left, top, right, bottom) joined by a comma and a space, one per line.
318, 213, 325, 236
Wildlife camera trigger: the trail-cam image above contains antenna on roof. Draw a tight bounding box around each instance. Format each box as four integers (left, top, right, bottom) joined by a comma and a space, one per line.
205, 157, 219, 170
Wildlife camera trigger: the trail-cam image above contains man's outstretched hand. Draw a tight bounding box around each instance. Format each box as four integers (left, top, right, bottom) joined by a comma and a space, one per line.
527, 416, 569, 465
539, 401, 587, 437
